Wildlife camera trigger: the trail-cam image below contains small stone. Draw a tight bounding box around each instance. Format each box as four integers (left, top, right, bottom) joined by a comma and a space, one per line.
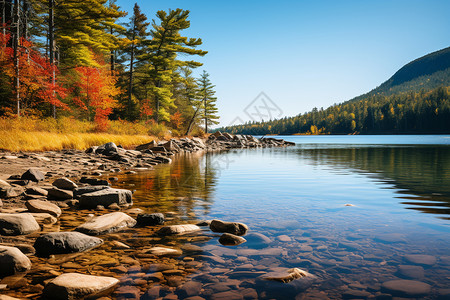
210, 219, 248, 236
108, 203, 121, 211
43, 273, 119, 300
143, 247, 182, 256
0, 246, 32, 277
219, 233, 247, 246
26, 199, 62, 217
261, 268, 312, 283
137, 213, 165, 226
53, 177, 78, 190
381, 279, 431, 297
76, 212, 136, 236
21, 168, 45, 182
48, 187, 73, 200
112, 241, 131, 249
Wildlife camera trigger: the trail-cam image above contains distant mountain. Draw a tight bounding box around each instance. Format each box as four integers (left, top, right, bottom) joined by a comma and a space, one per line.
219, 47, 450, 135
351, 47, 450, 101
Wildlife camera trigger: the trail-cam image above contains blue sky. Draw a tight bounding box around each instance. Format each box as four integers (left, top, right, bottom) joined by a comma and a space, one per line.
116, 0, 450, 127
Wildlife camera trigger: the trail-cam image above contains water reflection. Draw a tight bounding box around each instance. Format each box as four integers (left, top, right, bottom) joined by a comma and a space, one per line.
294, 145, 450, 219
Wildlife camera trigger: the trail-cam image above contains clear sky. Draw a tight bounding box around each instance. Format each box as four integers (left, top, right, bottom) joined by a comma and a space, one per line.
116, 0, 450, 127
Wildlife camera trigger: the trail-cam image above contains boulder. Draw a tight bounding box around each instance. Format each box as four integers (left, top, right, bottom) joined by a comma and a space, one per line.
143, 247, 182, 256
78, 188, 132, 208
381, 279, 431, 297
43, 273, 119, 300
136, 140, 157, 151
76, 212, 136, 235
210, 219, 248, 236
95, 142, 118, 155
219, 233, 247, 246
137, 213, 165, 226
34, 232, 103, 257
21, 168, 45, 182
53, 178, 78, 190
0, 246, 32, 277
73, 186, 110, 198
47, 187, 73, 200
0, 186, 24, 199
26, 200, 62, 217
157, 224, 201, 235
0, 213, 40, 235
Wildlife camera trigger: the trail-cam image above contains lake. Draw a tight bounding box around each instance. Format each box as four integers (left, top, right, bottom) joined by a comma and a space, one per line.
108, 135, 450, 299
13, 135, 450, 299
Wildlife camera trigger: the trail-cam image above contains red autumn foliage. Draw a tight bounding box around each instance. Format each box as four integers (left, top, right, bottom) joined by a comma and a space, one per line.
170, 111, 183, 130
140, 98, 153, 120
0, 33, 68, 115
73, 57, 119, 131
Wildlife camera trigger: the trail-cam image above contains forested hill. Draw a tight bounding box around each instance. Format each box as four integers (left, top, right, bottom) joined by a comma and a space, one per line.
219, 47, 450, 135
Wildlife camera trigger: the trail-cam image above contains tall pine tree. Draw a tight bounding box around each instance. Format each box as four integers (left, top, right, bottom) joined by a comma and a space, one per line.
198, 70, 219, 133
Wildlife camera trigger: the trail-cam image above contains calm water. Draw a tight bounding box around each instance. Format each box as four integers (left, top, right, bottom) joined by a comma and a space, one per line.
110, 135, 450, 299
9, 135, 450, 299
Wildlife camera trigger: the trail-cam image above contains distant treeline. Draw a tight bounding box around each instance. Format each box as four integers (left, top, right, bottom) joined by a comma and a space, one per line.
219, 86, 450, 135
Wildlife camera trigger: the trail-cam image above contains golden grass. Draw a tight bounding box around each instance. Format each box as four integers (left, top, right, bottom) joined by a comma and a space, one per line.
0, 117, 164, 152
0, 131, 155, 152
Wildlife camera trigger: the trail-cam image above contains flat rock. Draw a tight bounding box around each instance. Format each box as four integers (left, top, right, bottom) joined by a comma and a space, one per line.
76, 212, 136, 235
43, 273, 119, 300
397, 265, 425, 279
48, 187, 73, 200
78, 188, 132, 208
403, 254, 436, 266
0, 186, 24, 199
26, 186, 48, 196
0, 246, 32, 277
143, 247, 182, 256
277, 235, 292, 242
53, 177, 78, 190
73, 186, 110, 198
137, 213, 165, 226
0, 179, 11, 187
21, 168, 45, 182
0, 296, 22, 300
34, 232, 103, 257
31, 213, 58, 225
0, 213, 40, 235
210, 219, 248, 236
26, 200, 62, 217
381, 279, 431, 297
157, 224, 201, 235
219, 233, 247, 246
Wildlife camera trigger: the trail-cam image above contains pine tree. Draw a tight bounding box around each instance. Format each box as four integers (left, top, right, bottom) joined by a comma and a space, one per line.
124, 3, 149, 119
143, 8, 207, 123
198, 70, 219, 133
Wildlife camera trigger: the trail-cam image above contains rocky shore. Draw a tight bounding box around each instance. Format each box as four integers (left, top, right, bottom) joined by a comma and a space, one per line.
0, 133, 302, 300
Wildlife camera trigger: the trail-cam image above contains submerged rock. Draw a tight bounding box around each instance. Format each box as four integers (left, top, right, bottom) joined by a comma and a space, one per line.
43, 273, 119, 300
0, 213, 40, 236
219, 233, 247, 246
403, 254, 437, 267
381, 279, 431, 297
0, 246, 32, 278
76, 212, 136, 235
143, 247, 182, 256
34, 232, 103, 257
261, 268, 313, 283
157, 224, 201, 235
210, 219, 248, 236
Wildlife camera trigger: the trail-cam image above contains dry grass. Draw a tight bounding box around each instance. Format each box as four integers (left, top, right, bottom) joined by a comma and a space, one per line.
0, 117, 164, 152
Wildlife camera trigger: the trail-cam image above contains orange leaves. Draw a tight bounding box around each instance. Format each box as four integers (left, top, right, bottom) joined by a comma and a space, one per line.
170, 111, 183, 129
73, 57, 119, 131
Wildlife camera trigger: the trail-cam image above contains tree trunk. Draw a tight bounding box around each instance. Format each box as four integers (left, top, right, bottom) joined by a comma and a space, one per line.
185, 106, 200, 136
49, 0, 56, 118
204, 97, 207, 133
127, 31, 135, 120
13, 0, 19, 117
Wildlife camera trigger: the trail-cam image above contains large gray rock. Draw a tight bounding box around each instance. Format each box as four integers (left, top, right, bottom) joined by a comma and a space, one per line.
136, 213, 165, 226
381, 279, 431, 297
78, 188, 132, 208
210, 219, 248, 236
0, 213, 40, 235
21, 168, 45, 182
0, 246, 32, 277
157, 224, 201, 235
95, 142, 118, 155
76, 212, 136, 235
34, 232, 103, 257
53, 177, 78, 190
43, 273, 119, 300
26, 199, 62, 217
